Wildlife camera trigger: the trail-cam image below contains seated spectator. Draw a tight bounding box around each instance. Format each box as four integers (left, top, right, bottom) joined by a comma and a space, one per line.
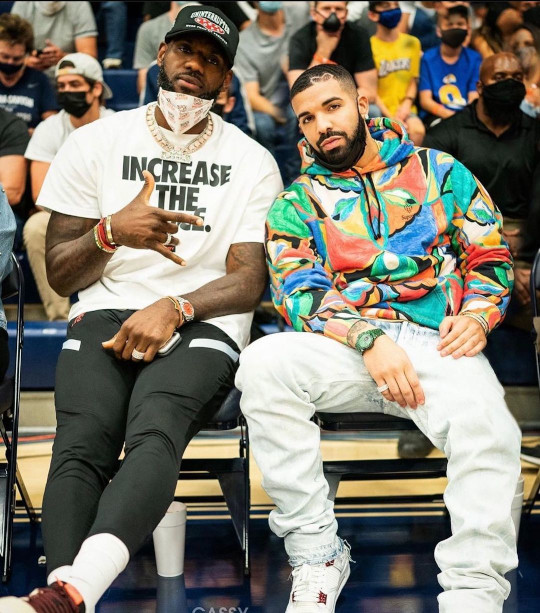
288, 1, 378, 111
0, 183, 16, 385
0, 13, 57, 130
414, 52, 537, 456
0, 107, 28, 247
510, 22, 540, 118
134, 1, 184, 94
419, 4, 481, 127
11, 1, 97, 83
399, 1, 440, 50
235, 1, 299, 185
236, 63, 521, 613
144, 61, 252, 136
368, 1, 425, 145
472, 1, 525, 58
24, 53, 114, 321
93, 1, 127, 70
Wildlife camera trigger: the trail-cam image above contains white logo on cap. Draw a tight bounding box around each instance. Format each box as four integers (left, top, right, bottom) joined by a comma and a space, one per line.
190, 10, 230, 35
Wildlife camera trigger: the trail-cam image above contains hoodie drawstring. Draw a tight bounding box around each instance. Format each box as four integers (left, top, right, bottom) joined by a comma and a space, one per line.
353, 169, 383, 240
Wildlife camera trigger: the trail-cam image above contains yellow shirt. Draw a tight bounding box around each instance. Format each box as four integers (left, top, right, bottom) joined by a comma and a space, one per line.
370, 33, 421, 116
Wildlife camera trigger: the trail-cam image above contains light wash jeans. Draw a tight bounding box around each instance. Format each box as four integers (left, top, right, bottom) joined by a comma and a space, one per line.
235, 321, 522, 613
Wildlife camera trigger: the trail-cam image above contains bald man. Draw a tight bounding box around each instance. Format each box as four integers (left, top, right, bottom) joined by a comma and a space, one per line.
405, 53, 540, 459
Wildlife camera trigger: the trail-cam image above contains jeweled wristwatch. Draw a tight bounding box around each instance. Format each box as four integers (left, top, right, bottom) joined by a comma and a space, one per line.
176, 297, 195, 323
355, 328, 386, 355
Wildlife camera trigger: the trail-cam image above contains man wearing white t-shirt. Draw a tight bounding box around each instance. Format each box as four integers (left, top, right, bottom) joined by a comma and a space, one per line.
0, 7, 282, 612
24, 52, 114, 321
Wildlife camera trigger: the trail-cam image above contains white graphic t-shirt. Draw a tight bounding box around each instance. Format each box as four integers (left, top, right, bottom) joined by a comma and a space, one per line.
37, 105, 283, 349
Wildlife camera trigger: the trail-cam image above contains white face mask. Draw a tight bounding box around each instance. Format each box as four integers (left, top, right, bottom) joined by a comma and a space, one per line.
158, 88, 214, 135
36, 1, 66, 15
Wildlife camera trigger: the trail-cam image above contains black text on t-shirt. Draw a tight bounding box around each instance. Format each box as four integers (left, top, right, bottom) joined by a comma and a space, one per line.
122, 156, 232, 233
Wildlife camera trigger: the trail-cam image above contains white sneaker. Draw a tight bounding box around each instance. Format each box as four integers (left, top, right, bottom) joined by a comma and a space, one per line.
285, 542, 352, 612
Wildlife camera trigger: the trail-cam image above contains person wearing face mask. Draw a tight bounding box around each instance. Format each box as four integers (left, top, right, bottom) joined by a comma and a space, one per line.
288, 1, 378, 111
414, 53, 539, 459
0, 6, 282, 612
510, 22, 540, 118
22, 53, 114, 322
368, 1, 425, 145
10, 1, 97, 85
419, 4, 481, 127
235, 0, 301, 185
236, 62, 520, 613
0, 13, 57, 131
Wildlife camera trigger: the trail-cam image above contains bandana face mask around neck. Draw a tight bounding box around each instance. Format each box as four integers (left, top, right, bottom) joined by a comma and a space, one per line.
158, 87, 214, 135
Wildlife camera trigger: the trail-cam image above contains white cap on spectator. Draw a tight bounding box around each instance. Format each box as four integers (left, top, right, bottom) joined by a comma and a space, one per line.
55, 52, 113, 99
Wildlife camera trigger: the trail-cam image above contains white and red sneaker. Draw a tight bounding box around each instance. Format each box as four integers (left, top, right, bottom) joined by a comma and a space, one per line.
285, 542, 352, 612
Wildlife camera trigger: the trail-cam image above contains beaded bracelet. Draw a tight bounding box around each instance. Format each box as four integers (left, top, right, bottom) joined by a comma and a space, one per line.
460, 311, 489, 336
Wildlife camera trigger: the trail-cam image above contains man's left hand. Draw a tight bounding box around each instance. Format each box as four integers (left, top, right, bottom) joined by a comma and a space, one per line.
437, 315, 487, 359
394, 100, 412, 123
102, 298, 181, 363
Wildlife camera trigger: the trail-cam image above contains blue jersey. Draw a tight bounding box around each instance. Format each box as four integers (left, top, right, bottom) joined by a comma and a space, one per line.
419, 45, 481, 113
0, 68, 58, 128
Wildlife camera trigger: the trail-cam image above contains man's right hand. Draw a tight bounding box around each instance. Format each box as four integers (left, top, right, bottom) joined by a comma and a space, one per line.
362, 335, 425, 409
110, 170, 203, 266
315, 26, 341, 59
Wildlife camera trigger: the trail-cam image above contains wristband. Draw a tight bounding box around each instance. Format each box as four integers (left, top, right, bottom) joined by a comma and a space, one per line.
93, 223, 116, 254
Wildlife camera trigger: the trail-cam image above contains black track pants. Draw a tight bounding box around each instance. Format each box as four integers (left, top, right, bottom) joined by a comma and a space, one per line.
41, 309, 238, 574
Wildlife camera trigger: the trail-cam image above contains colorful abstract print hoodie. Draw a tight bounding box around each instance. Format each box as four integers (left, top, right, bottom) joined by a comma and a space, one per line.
266, 118, 513, 347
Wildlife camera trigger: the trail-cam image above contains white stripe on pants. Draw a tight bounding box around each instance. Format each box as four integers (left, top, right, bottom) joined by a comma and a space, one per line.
235, 321, 522, 613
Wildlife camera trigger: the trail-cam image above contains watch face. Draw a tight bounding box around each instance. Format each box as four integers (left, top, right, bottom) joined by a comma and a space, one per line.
359, 334, 372, 350
182, 301, 195, 318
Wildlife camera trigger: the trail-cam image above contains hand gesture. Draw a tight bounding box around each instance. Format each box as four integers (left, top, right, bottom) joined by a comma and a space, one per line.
315, 26, 341, 58
102, 298, 179, 362
110, 170, 203, 266
39, 39, 64, 69
363, 335, 425, 409
438, 315, 486, 359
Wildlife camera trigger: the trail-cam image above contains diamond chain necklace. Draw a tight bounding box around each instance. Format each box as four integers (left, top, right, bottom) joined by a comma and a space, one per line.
145, 102, 214, 163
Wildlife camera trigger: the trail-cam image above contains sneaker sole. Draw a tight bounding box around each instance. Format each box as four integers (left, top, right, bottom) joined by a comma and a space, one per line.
0, 597, 36, 612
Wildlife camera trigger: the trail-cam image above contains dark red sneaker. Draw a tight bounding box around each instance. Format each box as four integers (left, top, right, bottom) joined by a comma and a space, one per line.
0, 581, 85, 613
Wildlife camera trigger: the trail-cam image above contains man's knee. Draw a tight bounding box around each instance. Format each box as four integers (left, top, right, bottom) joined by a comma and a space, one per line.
52, 409, 124, 476
23, 210, 50, 245
236, 334, 291, 391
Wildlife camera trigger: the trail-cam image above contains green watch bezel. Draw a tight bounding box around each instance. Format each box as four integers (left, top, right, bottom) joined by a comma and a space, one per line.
355, 328, 386, 354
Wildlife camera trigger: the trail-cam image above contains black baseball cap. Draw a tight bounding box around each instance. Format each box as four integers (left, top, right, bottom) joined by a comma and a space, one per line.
164, 5, 239, 67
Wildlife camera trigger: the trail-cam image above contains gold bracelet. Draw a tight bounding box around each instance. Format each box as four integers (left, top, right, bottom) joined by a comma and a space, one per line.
460, 311, 489, 335
93, 225, 116, 253
166, 295, 183, 328
105, 215, 116, 246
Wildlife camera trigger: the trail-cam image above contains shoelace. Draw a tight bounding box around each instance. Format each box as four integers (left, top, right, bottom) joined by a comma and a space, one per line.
26, 582, 80, 613
290, 563, 328, 603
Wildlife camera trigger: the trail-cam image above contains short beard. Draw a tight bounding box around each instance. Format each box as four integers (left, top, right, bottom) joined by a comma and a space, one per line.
311, 113, 368, 171
157, 63, 222, 101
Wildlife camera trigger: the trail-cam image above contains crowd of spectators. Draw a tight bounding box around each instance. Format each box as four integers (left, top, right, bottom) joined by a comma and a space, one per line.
0, 1, 538, 390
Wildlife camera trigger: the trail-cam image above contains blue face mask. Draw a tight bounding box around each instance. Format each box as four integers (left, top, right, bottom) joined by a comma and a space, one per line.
377, 7, 402, 29
259, 1, 283, 14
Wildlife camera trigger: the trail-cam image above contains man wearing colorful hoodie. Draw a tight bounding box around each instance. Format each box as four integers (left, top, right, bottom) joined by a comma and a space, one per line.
236, 64, 521, 613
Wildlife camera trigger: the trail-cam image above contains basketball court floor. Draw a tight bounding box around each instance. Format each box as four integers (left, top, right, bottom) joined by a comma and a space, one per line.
1, 431, 539, 612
